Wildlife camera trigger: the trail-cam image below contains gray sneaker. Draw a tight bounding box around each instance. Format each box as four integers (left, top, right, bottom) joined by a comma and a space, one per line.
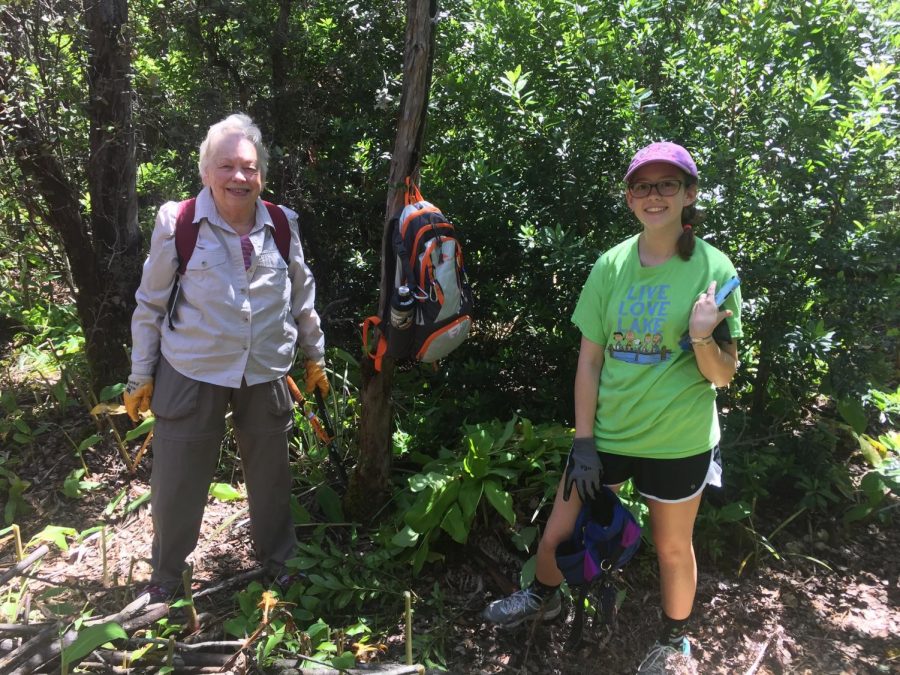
482, 587, 562, 628
636, 639, 697, 675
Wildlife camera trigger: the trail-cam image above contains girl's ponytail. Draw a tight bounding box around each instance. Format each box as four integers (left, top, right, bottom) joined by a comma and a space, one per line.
677, 224, 694, 260
677, 179, 705, 260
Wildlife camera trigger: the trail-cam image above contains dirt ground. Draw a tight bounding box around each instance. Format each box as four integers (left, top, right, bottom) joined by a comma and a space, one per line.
453, 520, 899, 674
1, 399, 898, 674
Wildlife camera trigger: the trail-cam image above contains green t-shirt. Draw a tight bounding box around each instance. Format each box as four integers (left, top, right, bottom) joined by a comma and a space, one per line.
571, 234, 743, 459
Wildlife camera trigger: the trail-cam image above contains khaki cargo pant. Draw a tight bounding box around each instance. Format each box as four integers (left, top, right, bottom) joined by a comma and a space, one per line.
149, 357, 297, 586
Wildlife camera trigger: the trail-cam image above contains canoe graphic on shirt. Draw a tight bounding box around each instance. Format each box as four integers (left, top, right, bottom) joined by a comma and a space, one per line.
607, 344, 672, 365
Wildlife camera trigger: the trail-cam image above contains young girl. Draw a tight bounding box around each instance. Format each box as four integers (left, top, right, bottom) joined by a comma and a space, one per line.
483, 142, 742, 674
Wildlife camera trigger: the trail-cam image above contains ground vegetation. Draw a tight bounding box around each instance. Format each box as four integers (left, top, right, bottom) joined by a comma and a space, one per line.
0, 0, 897, 672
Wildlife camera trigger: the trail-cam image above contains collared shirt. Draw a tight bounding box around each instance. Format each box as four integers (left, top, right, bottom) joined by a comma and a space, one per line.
131, 187, 325, 388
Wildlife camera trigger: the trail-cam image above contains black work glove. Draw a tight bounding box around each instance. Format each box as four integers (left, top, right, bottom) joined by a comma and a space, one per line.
563, 437, 603, 502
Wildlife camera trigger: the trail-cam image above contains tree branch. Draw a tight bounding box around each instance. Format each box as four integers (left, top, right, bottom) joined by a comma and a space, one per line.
0, 545, 49, 586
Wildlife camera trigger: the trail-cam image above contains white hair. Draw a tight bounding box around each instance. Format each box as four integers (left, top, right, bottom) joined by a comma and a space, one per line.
198, 113, 269, 184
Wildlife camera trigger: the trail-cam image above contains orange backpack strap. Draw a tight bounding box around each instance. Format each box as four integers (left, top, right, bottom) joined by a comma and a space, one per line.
404, 176, 424, 205
362, 315, 387, 372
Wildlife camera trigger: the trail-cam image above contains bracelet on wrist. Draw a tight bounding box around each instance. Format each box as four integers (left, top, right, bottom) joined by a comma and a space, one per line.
690, 334, 714, 346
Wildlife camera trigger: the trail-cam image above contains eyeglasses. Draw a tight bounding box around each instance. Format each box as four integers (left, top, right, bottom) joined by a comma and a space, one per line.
627, 179, 684, 198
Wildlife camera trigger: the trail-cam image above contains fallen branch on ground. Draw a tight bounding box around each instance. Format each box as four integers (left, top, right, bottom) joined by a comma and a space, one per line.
0, 594, 169, 674
78, 664, 225, 674
270, 662, 426, 675
85, 648, 233, 668
0, 622, 62, 674
0, 545, 49, 587
192, 566, 266, 599
123, 637, 244, 651
0, 623, 52, 636
743, 637, 771, 675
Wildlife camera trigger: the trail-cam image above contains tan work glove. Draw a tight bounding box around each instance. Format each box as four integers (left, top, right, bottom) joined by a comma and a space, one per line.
304, 359, 330, 397
124, 374, 154, 422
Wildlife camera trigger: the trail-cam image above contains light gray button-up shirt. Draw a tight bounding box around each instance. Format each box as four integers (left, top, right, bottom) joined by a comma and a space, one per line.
131, 187, 325, 388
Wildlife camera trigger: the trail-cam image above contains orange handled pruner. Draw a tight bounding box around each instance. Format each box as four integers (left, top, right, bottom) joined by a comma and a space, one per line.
286, 375, 348, 486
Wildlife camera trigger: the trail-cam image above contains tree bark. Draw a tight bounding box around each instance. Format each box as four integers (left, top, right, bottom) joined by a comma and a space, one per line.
0, 545, 49, 587
268, 0, 293, 153
346, 0, 436, 519
6, 114, 107, 374
84, 0, 143, 387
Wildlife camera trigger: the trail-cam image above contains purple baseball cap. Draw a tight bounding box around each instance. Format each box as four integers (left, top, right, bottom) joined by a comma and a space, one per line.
625, 142, 698, 182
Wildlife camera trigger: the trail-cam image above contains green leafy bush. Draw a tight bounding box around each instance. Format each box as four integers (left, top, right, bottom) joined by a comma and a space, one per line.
392, 417, 569, 571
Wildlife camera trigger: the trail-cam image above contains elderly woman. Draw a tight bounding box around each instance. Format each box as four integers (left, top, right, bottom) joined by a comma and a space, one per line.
124, 113, 328, 600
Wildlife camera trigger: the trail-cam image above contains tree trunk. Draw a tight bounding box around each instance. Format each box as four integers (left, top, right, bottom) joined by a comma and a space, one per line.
345, 0, 436, 519
84, 0, 143, 388
7, 119, 107, 381
268, 0, 293, 153
1, 0, 141, 391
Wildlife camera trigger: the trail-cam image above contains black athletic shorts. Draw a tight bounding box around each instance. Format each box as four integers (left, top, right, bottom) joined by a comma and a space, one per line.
599, 445, 722, 503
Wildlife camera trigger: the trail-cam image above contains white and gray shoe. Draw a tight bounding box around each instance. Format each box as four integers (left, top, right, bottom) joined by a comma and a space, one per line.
636, 639, 697, 675
482, 587, 562, 628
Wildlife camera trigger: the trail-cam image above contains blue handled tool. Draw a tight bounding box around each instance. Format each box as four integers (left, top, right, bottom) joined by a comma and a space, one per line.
679, 276, 740, 351
713, 276, 740, 307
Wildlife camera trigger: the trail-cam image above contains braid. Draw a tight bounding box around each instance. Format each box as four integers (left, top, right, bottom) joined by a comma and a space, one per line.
677, 226, 694, 261
677, 178, 705, 261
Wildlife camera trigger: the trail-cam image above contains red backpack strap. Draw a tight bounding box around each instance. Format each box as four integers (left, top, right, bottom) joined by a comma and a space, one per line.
362, 315, 387, 372
177, 199, 290, 270
174, 198, 199, 275
263, 201, 291, 264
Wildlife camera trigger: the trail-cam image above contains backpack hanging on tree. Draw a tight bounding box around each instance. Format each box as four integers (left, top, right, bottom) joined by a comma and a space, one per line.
554, 486, 642, 649
363, 179, 473, 371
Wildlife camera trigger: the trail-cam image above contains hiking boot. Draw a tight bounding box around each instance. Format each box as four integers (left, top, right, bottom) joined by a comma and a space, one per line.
272, 571, 306, 591
482, 587, 562, 628
636, 639, 698, 675
136, 581, 178, 604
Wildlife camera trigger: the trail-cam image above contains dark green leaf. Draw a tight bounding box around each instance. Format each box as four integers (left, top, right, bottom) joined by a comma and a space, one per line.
484, 480, 515, 525
124, 417, 155, 441
440, 503, 469, 544
316, 485, 345, 522
837, 398, 867, 434
62, 622, 127, 665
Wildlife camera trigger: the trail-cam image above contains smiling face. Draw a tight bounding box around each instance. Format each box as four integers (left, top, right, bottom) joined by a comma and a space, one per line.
625, 162, 697, 233
202, 133, 262, 223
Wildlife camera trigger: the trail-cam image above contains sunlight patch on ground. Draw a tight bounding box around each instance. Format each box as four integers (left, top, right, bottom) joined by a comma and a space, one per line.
812, 580, 896, 639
